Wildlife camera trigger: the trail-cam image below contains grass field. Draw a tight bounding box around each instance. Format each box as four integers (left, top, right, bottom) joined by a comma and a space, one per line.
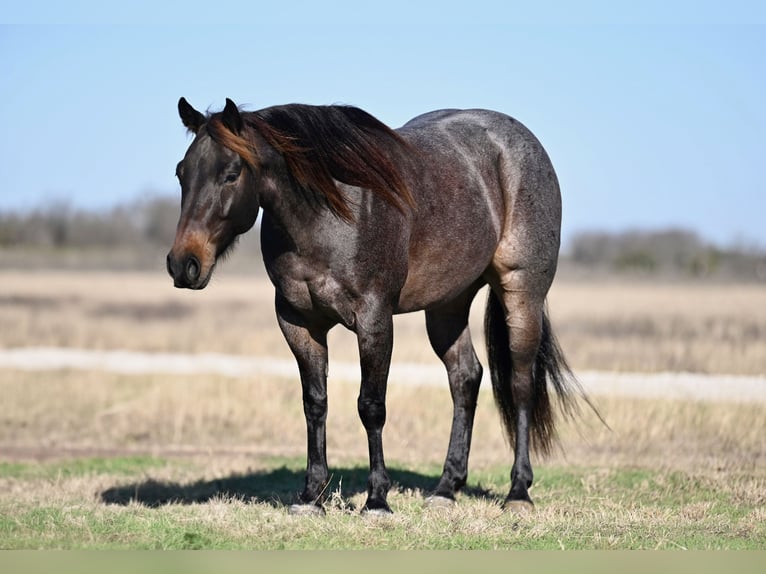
1, 270, 765, 549
2, 270, 765, 374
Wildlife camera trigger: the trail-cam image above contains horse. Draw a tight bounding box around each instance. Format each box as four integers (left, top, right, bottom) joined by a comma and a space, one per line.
167, 97, 585, 515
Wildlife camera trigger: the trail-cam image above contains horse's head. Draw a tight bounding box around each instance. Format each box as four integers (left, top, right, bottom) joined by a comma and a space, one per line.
166, 98, 260, 289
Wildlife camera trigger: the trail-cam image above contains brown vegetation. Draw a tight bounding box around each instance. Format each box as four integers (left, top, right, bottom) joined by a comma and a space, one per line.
2, 368, 764, 476
1, 271, 764, 375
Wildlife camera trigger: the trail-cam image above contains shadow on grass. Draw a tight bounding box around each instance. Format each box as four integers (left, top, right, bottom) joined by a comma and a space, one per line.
100, 465, 495, 509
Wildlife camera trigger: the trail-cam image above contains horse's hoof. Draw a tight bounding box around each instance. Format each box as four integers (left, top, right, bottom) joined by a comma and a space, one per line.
288, 503, 325, 516
361, 504, 393, 517
503, 499, 535, 514
425, 495, 456, 509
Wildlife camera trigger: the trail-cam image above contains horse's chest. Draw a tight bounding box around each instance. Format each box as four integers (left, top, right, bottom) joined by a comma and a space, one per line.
272, 271, 357, 329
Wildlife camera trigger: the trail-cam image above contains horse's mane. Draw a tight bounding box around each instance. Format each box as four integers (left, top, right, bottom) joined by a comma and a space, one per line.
205, 104, 415, 221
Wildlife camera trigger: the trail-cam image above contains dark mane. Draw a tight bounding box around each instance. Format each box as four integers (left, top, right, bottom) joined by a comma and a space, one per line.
206, 104, 415, 221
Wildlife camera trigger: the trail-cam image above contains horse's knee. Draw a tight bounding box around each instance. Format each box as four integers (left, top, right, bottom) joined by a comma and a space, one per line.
303, 393, 328, 423
357, 396, 386, 430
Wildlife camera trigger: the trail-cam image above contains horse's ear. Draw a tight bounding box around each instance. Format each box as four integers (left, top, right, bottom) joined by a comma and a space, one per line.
178, 97, 205, 133
222, 98, 244, 134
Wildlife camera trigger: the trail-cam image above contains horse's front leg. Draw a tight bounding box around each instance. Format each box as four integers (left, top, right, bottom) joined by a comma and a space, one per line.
276, 297, 331, 515
356, 309, 395, 515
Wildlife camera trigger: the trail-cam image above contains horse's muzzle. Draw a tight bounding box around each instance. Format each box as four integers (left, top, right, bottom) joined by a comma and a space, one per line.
166, 252, 207, 289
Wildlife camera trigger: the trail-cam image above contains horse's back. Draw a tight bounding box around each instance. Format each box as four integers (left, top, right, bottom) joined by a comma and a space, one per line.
398, 108, 558, 205
400, 108, 537, 145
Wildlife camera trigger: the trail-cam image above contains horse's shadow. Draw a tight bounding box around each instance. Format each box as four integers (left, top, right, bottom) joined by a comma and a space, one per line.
100, 465, 495, 509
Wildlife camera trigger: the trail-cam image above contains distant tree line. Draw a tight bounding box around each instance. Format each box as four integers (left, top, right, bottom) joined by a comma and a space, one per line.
0, 196, 178, 249
567, 228, 766, 280
1, 198, 764, 280
0, 196, 258, 272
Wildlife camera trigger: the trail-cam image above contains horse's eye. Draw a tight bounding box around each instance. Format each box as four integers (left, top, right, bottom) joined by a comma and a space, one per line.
224, 172, 239, 184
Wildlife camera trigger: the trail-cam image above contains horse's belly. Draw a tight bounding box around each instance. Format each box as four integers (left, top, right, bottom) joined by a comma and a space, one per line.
395, 278, 478, 313
395, 201, 499, 312
395, 245, 494, 313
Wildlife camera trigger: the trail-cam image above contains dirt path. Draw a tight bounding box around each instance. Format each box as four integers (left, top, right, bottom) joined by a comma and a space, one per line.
2, 347, 764, 403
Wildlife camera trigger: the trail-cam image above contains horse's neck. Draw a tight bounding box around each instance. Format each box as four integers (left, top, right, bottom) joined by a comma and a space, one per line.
258, 180, 354, 264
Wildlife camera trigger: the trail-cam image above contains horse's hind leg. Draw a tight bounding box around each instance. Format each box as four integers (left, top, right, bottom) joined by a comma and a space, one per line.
425, 287, 483, 504
496, 271, 549, 511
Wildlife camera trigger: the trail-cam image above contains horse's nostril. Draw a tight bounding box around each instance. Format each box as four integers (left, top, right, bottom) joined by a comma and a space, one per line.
166, 253, 174, 278
185, 255, 201, 283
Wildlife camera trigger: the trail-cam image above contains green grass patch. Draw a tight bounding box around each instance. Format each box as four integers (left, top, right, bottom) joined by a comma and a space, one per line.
1, 457, 764, 549
0, 456, 167, 480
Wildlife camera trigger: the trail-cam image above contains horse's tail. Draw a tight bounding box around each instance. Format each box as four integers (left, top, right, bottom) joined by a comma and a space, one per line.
484, 289, 588, 456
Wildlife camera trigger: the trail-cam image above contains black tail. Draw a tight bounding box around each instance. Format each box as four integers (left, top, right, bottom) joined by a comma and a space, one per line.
485, 289, 587, 456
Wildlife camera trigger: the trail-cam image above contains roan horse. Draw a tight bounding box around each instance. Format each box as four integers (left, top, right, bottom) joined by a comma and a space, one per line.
167, 97, 584, 515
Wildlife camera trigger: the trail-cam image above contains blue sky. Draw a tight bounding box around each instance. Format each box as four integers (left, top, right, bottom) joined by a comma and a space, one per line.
1, 1, 765, 248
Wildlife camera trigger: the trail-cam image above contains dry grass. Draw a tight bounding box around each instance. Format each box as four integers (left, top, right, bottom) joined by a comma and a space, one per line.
547, 279, 766, 375
1, 368, 764, 549
1, 270, 766, 374
1, 269, 765, 548
2, 368, 764, 476
0, 270, 289, 358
